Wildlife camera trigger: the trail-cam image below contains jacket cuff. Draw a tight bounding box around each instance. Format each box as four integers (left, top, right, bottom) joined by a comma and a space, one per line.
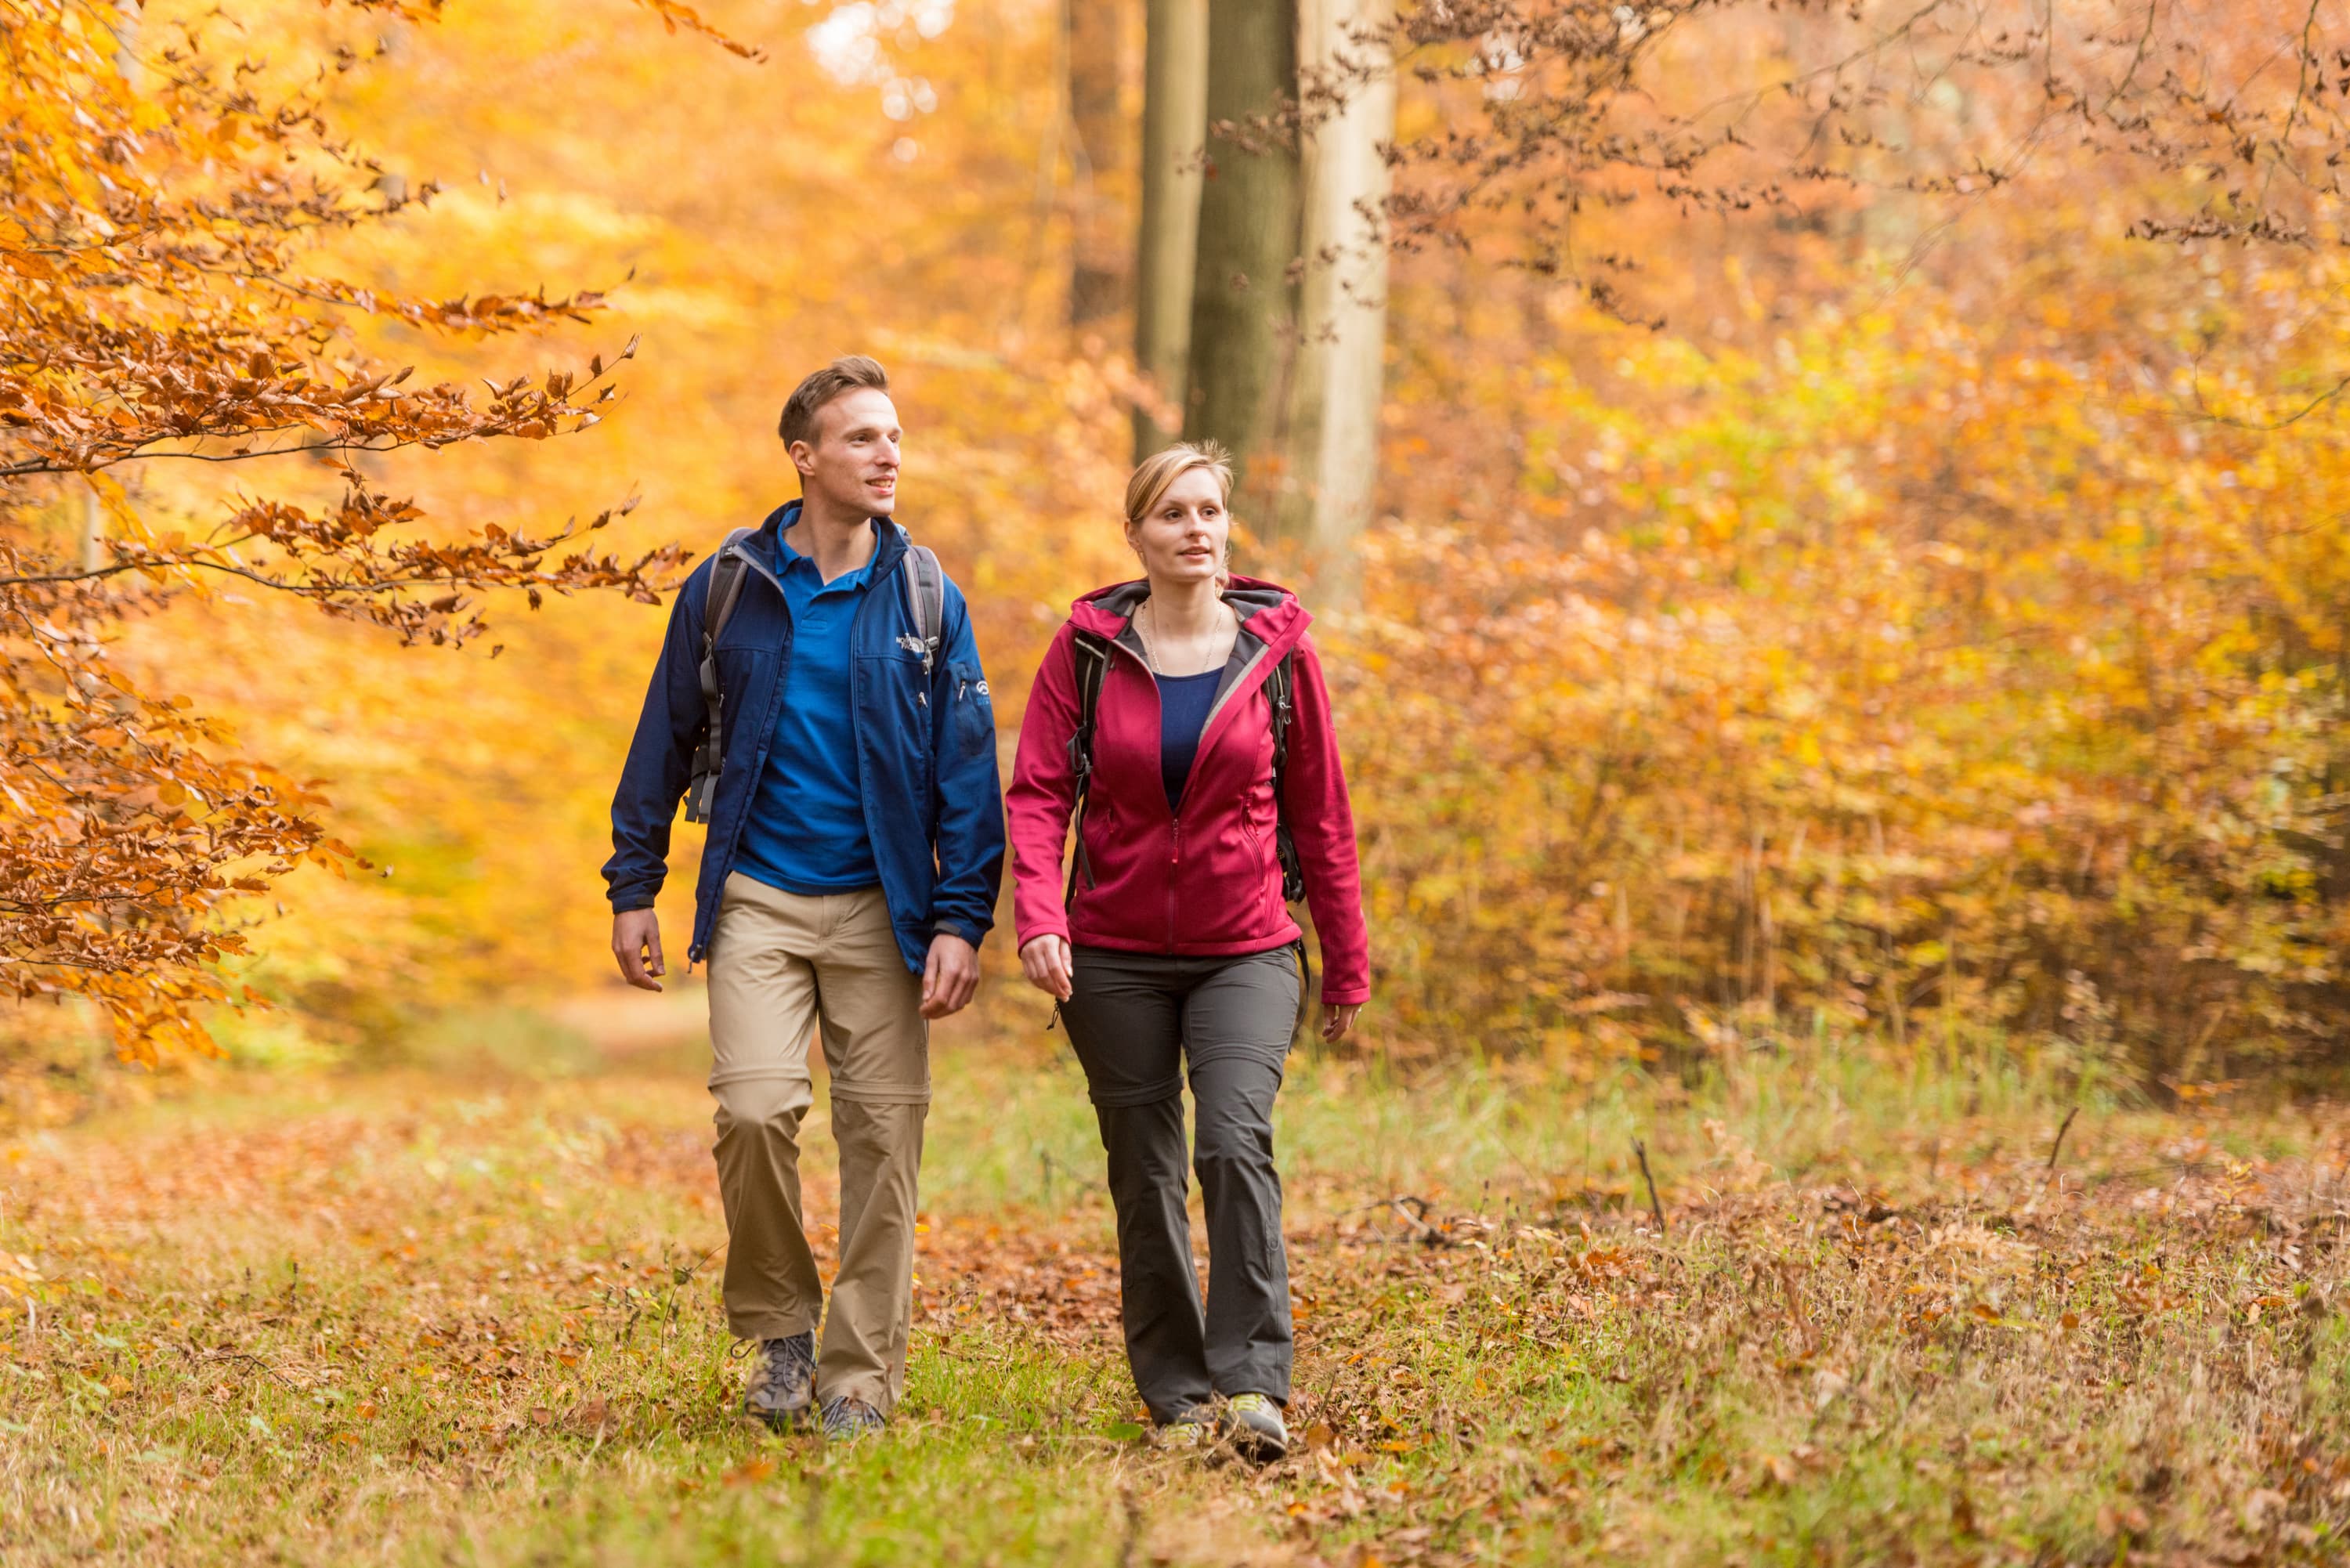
609, 891, 660, 914
932, 917, 989, 948
1014, 914, 1072, 949
1319, 981, 1370, 1006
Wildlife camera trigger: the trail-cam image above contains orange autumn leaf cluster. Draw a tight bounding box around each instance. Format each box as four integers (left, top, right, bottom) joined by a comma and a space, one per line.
1316, 0, 2350, 1077
0, 0, 704, 1058
1350, 267, 2350, 1074
1363, 0, 2350, 321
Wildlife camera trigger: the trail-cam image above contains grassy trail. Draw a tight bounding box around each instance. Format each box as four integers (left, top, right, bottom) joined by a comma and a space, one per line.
5, 1026, 2349, 1565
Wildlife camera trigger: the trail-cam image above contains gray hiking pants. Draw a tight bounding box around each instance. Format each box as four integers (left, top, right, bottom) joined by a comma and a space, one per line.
1058, 944, 1300, 1423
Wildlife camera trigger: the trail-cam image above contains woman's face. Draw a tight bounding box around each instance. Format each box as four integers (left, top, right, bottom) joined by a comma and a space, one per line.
1126, 467, 1230, 587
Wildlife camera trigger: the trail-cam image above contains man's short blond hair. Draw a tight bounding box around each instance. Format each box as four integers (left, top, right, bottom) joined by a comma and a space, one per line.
1124, 441, 1234, 529
779, 356, 890, 450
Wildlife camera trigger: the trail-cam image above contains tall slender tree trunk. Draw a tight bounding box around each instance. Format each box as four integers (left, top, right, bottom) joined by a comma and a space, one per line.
1134, 0, 1209, 458
1279, 0, 1394, 575
1068, 0, 1132, 331
1180, 0, 1301, 508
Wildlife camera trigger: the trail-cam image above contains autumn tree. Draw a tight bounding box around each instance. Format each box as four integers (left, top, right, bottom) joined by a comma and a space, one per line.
1134, 0, 1209, 456
1328, 0, 2350, 1073
0, 0, 756, 1059
1281, 0, 1394, 566
1152, 0, 2350, 563
1358, 0, 2347, 320
1181, 0, 1304, 507
1127, 0, 1394, 551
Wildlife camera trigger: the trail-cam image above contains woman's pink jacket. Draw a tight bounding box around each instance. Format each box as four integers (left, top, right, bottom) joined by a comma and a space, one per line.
1005, 576, 1370, 1006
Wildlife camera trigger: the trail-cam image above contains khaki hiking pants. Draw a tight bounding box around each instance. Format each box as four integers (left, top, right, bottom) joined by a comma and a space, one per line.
707, 874, 928, 1414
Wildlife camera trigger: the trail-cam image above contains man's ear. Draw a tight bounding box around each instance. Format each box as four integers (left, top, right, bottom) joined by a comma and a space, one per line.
788, 439, 815, 480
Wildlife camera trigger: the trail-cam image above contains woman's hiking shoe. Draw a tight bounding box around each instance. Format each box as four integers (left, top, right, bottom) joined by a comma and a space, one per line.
741, 1333, 815, 1429
1224, 1393, 1288, 1463
821, 1395, 887, 1441
1156, 1408, 1216, 1451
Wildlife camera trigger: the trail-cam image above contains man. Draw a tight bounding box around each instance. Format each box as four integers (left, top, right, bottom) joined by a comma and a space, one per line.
603, 356, 1004, 1439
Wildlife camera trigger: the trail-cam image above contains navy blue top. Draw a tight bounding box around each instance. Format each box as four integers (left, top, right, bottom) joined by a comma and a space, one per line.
732, 522, 881, 894
1157, 668, 1222, 811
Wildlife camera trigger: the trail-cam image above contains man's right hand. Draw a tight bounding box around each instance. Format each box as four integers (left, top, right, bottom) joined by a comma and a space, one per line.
613, 908, 666, 992
1018, 934, 1073, 1002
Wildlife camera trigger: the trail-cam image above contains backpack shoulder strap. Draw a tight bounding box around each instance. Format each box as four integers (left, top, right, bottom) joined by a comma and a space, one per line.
1071, 628, 1112, 735
1265, 651, 1305, 905
1266, 651, 1295, 780
898, 540, 945, 674
1264, 649, 1309, 1039
703, 529, 756, 652
683, 527, 755, 825
1062, 628, 1113, 905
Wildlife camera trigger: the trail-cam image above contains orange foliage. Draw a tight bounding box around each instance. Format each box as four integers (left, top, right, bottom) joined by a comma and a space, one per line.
12, 0, 2349, 1086
1354, 234, 2350, 1073
1330, 0, 2350, 1076
0, 0, 690, 1057
59, 0, 1139, 1045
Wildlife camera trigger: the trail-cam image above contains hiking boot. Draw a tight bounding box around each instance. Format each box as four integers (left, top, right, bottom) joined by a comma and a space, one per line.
1224, 1393, 1288, 1464
741, 1333, 815, 1429
821, 1394, 886, 1442
1156, 1407, 1215, 1451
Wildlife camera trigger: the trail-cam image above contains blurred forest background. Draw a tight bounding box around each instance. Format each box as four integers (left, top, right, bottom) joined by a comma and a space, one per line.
15, 4, 2350, 1561
6, 0, 2350, 1102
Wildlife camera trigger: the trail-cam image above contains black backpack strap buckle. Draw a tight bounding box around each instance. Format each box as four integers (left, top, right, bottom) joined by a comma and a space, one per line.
895, 536, 945, 675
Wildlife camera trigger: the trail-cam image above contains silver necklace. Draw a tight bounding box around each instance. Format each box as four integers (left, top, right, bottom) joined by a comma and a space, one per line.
1137, 598, 1225, 677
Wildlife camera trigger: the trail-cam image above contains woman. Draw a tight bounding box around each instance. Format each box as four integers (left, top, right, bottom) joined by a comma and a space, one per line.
1006, 442, 1369, 1461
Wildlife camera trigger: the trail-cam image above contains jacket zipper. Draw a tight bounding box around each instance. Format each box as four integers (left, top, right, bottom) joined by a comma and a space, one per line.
1170, 638, 1271, 817
1138, 625, 1267, 946
1092, 619, 1278, 950
1168, 816, 1180, 949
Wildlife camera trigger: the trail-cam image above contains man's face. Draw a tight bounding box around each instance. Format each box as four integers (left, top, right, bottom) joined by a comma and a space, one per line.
792, 388, 902, 518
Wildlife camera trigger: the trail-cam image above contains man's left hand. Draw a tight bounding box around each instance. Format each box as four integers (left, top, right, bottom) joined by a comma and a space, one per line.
920, 931, 980, 1019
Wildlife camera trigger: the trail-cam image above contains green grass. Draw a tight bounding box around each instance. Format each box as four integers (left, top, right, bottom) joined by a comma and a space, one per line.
5, 1013, 2348, 1564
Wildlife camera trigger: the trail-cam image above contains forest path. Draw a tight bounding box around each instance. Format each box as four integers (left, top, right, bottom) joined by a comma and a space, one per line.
5, 1061, 2348, 1565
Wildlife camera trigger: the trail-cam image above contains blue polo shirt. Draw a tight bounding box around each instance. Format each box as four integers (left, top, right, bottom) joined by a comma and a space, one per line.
732, 523, 880, 895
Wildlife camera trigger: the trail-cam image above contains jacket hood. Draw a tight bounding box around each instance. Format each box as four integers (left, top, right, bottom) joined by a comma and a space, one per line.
1068, 574, 1312, 658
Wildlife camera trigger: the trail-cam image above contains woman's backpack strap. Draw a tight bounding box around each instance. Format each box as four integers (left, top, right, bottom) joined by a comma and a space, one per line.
683, 527, 755, 826
1264, 652, 1306, 903
1062, 629, 1113, 905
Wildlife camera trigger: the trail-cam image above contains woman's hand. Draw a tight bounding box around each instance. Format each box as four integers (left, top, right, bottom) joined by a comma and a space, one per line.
1321, 1003, 1361, 1043
1020, 934, 1075, 1001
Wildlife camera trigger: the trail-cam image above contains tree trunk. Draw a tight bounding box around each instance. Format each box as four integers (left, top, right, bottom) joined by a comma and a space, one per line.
1068, 0, 1133, 331
1278, 0, 1394, 574
1134, 0, 1209, 458
1180, 0, 1301, 506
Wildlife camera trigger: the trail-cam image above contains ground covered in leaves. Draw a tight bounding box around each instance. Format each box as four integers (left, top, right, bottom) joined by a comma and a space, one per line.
5, 1028, 2349, 1566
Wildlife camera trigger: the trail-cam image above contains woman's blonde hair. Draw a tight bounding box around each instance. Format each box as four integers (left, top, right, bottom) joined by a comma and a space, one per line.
1123, 440, 1234, 530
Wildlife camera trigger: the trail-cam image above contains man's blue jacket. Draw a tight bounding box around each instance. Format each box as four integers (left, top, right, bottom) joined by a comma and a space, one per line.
603, 502, 1005, 972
